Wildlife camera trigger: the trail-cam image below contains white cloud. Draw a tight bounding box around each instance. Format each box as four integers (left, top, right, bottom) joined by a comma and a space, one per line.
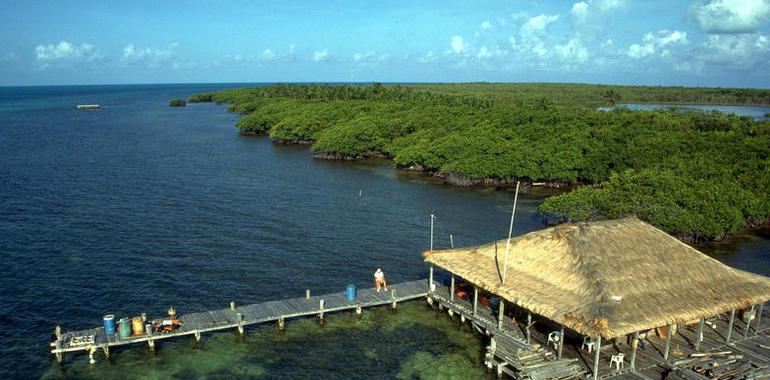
480, 21, 492, 30
35, 41, 103, 68
571, 2, 590, 19
353, 51, 387, 63
692, 33, 770, 69
592, 0, 626, 12
555, 38, 589, 63
627, 30, 688, 59
450, 35, 466, 54
121, 43, 177, 67
313, 49, 330, 62
692, 0, 770, 34
524, 14, 560, 32
418, 51, 438, 64
260, 49, 276, 60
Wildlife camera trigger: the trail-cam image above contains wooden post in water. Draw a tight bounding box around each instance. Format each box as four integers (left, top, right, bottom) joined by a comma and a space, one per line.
356, 305, 362, 319
429, 266, 434, 293
450, 276, 455, 302
630, 331, 639, 370
194, 330, 201, 344
745, 305, 756, 337
148, 339, 156, 353
497, 300, 505, 330
726, 309, 736, 343
306, 289, 310, 300
278, 317, 285, 331
557, 327, 565, 359
663, 324, 675, 360
237, 312, 244, 335
103, 345, 111, 359
473, 287, 478, 317
695, 318, 704, 351
592, 336, 602, 380
318, 299, 325, 325
54, 341, 63, 365
391, 289, 398, 310
526, 312, 532, 344
230, 301, 236, 311
756, 302, 765, 335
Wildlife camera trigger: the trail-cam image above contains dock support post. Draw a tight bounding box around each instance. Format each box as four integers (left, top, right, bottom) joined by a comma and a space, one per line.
318, 299, 325, 326
695, 318, 704, 351
497, 300, 505, 330
592, 336, 602, 380
756, 302, 765, 335
237, 312, 244, 335
526, 312, 532, 344
356, 305, 362, 319
391, 289, 398, 310
148, 339, 156, 353
103, 345, 110, 360
55, 325, 61, 340
306, 289, 310, 300
663, 324, 674, 360
630, 331, 639, 370
473, 287, 478, 318
496, 363, 503, 378
450, 276, 455, 302
54, 342, 64, 365
88, 346, 96, 364
194, 330, 201, 343
429, 266, 434, 292
726, 309, 735, 343
230, 301, 236, 311
278, 317, 285, 331
745, 305, 756, 337
557, 326, 565, 359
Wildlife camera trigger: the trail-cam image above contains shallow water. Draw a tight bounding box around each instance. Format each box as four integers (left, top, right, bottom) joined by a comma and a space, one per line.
0, 84, 768, 379
615, 103, 770, 120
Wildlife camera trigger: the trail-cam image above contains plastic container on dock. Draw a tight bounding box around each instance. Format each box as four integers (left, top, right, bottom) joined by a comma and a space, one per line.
118, 318, 132, 339
346, 284, 356, 302
132, 317, 145, 336
103, 315, 116, 335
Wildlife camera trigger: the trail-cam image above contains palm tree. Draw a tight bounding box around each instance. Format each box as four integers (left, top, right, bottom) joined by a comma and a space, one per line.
603, 89, 621, 107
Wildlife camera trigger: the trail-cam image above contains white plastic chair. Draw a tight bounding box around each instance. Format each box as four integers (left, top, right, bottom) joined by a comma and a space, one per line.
548, 331, 561, 349
610, 353, 625, 370
582, 336, 595, 353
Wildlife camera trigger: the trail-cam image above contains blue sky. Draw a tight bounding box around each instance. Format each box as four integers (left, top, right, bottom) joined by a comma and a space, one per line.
1, 0, 769, 87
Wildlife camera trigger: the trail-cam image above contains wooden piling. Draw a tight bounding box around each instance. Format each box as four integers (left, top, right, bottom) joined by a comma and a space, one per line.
726, 309, 736, 343
317, 299, 325, 325
756, 302, 765, 335
102, 345, 110, 359
526, 312, 532, 344
194, 330, 201, 343
473, 287, 478, 317
237, 312, 244, 335
391, 289, 398, 310
306, 289, 310, 300
557, 327, 565, 359
497, 300, 505, 330
278, 317, 285, 331
630, 331, 639, 370
230, 301, 236, 311
695, 318, 704, 351
663, 324, 674, 360
592, 336, 602, 380
147, 339, 155, 353
744, 305, 756, 337
450, 276, 455, 302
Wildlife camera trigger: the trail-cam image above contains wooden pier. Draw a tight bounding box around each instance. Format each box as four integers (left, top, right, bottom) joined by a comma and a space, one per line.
51, 279, 428, 364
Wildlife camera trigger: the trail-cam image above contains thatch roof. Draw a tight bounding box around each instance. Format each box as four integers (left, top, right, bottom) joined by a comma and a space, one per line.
423, 217, 770, 339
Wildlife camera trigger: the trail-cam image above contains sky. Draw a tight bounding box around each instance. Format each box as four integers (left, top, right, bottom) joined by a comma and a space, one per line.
1, 0, 770, 87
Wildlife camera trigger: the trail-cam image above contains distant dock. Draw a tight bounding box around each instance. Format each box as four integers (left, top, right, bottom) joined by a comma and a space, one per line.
50, 279, 428, 365
75, 104, 100, 110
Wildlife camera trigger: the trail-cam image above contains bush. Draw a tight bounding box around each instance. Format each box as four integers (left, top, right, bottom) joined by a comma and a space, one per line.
168, 98, 186, 107
188, 93, 213, 103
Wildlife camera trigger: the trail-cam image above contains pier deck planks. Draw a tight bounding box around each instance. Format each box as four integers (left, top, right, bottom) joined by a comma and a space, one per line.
52, 279, 429, 356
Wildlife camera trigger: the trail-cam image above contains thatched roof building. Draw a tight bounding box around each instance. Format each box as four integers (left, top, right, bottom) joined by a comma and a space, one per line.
423, 217, 770, 339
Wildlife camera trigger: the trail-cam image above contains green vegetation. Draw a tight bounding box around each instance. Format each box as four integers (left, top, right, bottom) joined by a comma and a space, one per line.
191, 83, 770, 241
187, 93, 213, 103
168, 98, 186, 107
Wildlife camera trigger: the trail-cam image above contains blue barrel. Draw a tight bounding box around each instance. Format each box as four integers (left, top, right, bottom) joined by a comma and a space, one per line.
346, 284, 357, 302
103, 314, 116, 335
118, 318, 132, 339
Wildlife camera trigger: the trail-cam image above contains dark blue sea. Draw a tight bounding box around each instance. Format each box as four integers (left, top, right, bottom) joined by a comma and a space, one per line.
0, 84, 768, 379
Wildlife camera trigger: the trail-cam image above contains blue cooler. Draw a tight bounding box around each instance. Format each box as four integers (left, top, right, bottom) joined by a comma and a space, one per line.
346, 284, 357, 302
103, 314, 116, 335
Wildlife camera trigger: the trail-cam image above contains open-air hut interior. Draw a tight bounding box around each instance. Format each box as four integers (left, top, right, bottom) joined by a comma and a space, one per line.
423, 217, 770, 377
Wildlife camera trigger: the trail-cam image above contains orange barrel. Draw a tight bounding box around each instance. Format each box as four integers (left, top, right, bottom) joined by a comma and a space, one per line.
132, 317, 145, 336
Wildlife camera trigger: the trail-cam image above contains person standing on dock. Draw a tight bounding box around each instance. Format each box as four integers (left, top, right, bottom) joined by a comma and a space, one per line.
374, 268, 388, 292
